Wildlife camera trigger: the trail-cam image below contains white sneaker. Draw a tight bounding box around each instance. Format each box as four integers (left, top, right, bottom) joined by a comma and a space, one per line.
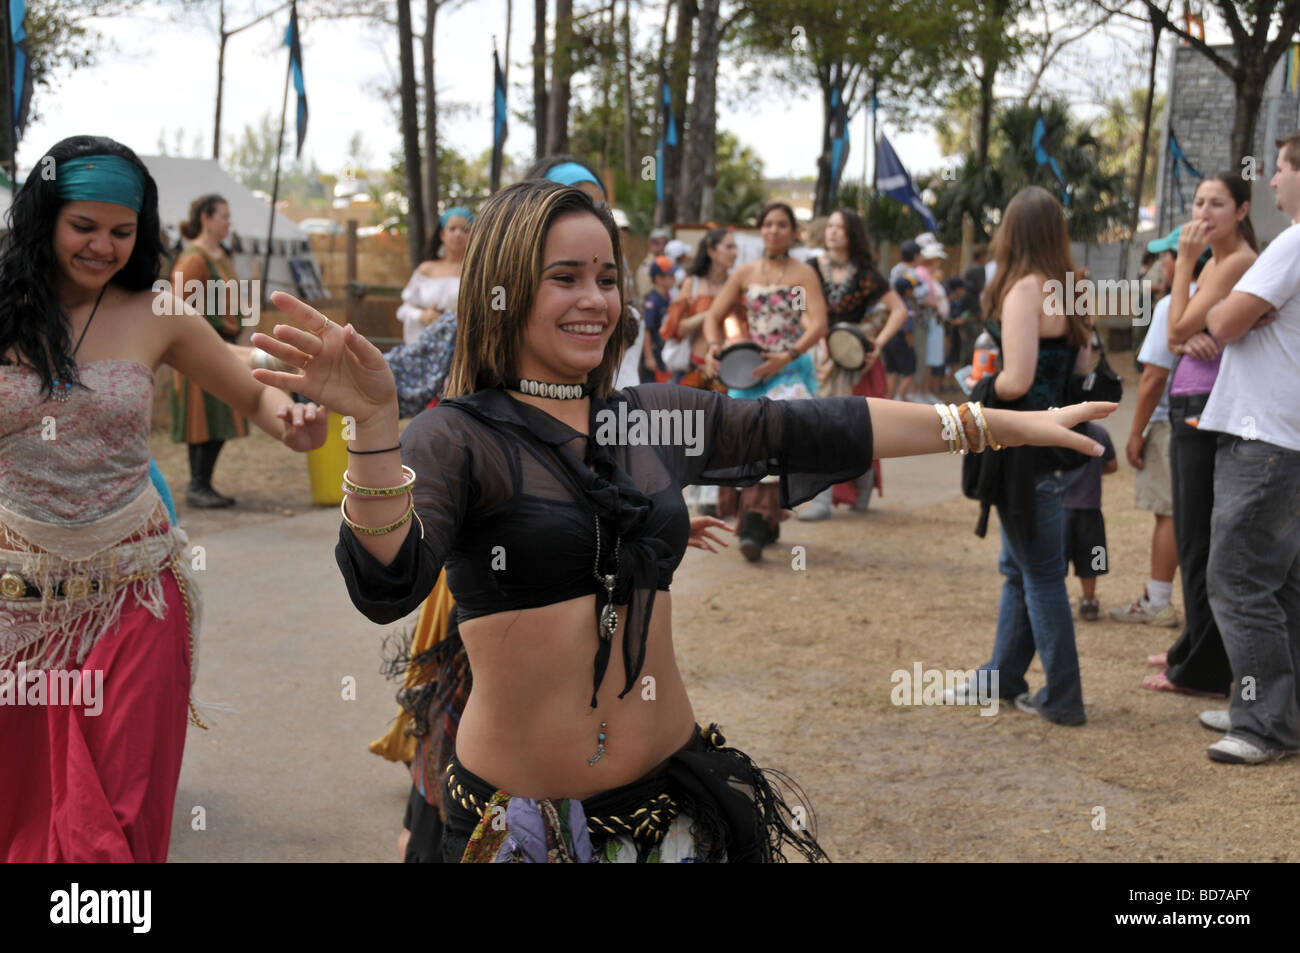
1199, 709, 1231, 733
1207, 734, 1297, 764
1109, 592, 1179, 627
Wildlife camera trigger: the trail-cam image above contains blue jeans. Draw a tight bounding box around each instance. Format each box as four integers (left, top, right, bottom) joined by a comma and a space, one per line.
981, 472, 1085, 722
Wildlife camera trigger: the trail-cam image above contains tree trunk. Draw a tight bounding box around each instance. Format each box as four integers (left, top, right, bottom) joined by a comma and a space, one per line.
1128, 19, 1162, 240
213, 2, 227, 159
653, 0, 671, 227
976, 62, 995, 168
814, 76, 834, 216
1229, 74, 1266, 170
547, 0, 573, 156
661, 0, 694, 225
621, 0, 635, 187
423, 0, 439, 230
534, 0, 548, 159
678, 0, 719, 222
397, 0, 426, 267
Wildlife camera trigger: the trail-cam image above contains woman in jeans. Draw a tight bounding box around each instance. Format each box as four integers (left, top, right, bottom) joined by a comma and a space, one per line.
1148, 172, 1258, 696
962, 187, 1094, 725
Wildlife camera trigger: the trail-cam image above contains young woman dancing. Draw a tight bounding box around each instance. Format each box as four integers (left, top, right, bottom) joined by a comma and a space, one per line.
252, 179, 1113, 863
0, 136, 325, 861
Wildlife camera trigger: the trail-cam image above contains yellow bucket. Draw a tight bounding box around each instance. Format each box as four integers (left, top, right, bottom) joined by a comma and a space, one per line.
306, 411, 349, 505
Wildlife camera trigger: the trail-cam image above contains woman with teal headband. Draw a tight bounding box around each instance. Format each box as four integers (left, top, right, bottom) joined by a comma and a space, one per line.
394, 206, 471, 347
0, 135, 328, 862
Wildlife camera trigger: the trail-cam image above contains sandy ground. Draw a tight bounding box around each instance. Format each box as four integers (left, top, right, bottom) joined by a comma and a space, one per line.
152, 353, 1299, 862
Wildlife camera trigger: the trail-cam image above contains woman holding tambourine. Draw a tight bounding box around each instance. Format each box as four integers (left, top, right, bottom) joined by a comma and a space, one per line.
700, 202, 829, 562
805, 208, 907, 518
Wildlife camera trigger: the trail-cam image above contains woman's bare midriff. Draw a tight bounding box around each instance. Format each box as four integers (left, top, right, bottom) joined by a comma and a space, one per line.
454, 590, 697, 801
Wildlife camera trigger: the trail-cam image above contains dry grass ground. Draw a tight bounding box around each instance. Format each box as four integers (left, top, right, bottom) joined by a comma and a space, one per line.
150, 350, 1299, 863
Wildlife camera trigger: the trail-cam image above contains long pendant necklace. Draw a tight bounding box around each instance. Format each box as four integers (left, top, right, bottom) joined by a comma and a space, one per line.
589, 513, 620, 766
49, 285, 108, 403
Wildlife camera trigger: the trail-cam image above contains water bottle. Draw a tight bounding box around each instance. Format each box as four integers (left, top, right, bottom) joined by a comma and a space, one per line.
971, 328, 1000, 381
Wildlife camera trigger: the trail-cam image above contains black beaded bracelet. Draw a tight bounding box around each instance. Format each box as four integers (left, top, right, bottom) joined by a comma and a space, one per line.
347, 444, 401, 455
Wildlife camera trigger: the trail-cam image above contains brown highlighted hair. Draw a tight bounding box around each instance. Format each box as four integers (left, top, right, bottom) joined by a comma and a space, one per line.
982, 186, 1090, 348
179, 194, 227, 240
1277, 131, 1300, 172
443, 180, 626, 399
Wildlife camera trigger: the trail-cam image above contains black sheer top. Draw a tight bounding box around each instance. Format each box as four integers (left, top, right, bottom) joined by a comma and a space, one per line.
335, 384, 873, 706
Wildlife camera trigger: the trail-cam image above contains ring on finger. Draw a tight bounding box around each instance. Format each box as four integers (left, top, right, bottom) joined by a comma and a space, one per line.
315, 316, 332, 336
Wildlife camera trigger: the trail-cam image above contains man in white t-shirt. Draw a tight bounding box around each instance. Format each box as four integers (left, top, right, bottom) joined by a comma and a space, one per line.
1197, 132, 1300, 764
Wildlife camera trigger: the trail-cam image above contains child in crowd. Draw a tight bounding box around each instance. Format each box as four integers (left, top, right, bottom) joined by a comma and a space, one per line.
882, 275, 918, 400
1063, 420, 1118, 620
640, 255, 675, 383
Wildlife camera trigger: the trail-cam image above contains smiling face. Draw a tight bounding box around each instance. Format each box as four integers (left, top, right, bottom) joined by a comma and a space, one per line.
442, 215, 471, 256
53, 200, 138, 294
516, 211, 622, 385
760, 207, 796, 255
1192, 179, 1248, 244
202, 201, 232, 242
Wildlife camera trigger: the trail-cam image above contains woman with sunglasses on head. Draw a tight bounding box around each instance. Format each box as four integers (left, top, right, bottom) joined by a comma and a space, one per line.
257, 178, 1114, 863
0, 136, 326, 861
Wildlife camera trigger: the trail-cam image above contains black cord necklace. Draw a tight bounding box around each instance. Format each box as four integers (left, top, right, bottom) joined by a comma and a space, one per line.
49, 284, 109, 402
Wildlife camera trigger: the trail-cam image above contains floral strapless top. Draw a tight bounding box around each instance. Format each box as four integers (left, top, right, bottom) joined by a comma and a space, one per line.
743, 284, 804, 351
0, 360, 154, 524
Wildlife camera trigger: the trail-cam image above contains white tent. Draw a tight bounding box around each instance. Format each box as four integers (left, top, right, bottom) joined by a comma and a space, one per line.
143, 156, 323, 300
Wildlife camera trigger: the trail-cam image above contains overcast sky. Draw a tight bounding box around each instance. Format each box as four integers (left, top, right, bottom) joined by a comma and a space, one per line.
18, 1, 1217, 197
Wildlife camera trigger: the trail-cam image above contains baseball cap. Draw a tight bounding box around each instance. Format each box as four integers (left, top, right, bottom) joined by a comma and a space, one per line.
664, 239, 689, 261
1147, 226, 1181, 254
649, 255, 676, 278
893, 275, 917, 296
649, 227, 671, 240
900, 239, 921, 259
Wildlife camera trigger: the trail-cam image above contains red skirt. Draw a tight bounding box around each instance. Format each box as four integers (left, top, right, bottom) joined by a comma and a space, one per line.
832, 360, 885, 507
0, 568, 191, 862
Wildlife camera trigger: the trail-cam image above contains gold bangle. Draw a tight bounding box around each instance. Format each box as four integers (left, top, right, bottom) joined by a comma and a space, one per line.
970, 402, 1003, 451
947, 404, 970, 455
341, 495, 415, 535
957, 402, 982, 453
342, 464, 417, 497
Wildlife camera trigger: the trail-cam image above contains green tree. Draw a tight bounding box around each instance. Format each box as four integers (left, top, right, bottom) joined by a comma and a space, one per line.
932, 99, 1131, 243
735, 0, 958, 214
1096, 87, 1165, 206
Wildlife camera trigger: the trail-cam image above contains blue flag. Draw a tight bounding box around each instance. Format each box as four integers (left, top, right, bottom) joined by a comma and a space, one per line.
829, 82, 850, 205
1168, 129, 1202, 214
1032, 117, 1068, 206
284, 3, 307, 158
657, 68, 677, 204
491, 49, 507, 191
876, 132, 937, 231
10, 0, 32, 140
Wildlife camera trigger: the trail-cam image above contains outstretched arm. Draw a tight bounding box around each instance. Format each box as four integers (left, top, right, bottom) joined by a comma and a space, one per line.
865, 397, 1114, 459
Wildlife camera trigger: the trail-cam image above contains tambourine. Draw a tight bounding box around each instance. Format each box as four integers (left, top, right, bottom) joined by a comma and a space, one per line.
717, 341, 766, 390
826, 323, 874, 371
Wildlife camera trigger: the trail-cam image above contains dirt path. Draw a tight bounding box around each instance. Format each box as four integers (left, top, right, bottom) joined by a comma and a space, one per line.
153, 357, 1299, 862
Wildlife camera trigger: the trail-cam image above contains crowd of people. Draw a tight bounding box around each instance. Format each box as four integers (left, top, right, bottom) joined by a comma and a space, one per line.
1, 125, 1295, 867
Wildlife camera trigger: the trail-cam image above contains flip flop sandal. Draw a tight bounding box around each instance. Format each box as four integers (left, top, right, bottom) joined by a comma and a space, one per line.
1145, 652, 1168, 668
1140, 672, 1227, 698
